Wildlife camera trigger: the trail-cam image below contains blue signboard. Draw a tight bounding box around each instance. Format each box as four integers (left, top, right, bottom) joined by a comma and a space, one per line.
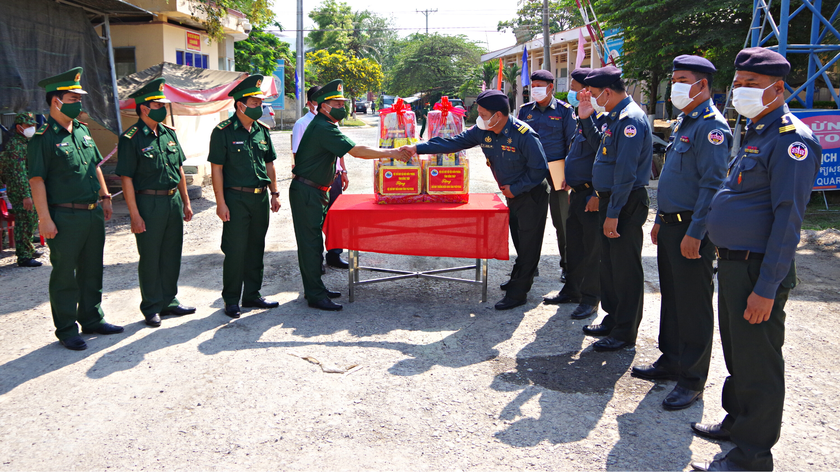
603, 28, 624, 65
264, 59, 285, 110
791, 109, 840, 191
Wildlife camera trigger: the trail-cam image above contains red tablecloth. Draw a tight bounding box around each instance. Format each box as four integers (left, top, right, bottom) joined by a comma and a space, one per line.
324, 194, 510, 260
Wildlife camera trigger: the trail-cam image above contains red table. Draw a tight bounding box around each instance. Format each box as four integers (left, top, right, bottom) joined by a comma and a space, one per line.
324, 193, 510, 302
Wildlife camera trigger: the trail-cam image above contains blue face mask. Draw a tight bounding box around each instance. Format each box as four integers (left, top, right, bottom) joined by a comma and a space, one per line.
567, 90, 580, 107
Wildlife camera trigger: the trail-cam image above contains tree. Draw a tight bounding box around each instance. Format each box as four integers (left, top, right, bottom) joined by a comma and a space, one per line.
235, 28, 291, 76
498, 0, 582, 42
482, 61, 498, 89
503, 63, 522, 107
347, 10, 397, 63
306, 49, 384, 114
190, 0, 275, 43
459, 65, 484, 99
307, 0, 355, 54
385, 34, 485, 97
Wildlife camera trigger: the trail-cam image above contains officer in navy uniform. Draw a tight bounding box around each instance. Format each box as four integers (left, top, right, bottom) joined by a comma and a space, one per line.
576, 66, 653, 351
517, 69, 575, 284
690, 48, 821, 472
631, 56, 731, 411
544, 68, 606, 319
404, 90, 550, 310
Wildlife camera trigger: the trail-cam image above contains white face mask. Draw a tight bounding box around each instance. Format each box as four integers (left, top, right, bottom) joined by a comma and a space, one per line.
531, 87, 549, 102
670, 80, 702, 111
732, 83, 778, 119
476, 112, 498, 131
22, 126, 36, 139
591, 89, 607, 114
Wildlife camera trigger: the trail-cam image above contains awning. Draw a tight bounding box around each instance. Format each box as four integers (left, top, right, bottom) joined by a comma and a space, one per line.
55, 0, 152, 15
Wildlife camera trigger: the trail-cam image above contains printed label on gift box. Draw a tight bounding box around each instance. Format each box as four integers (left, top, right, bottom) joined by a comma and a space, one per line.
379, 166, 421, 195
426, 166, 467, 194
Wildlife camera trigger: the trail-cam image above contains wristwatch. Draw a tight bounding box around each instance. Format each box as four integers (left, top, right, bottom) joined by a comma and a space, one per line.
271, 191, 280, 197
100, 194, 112, 200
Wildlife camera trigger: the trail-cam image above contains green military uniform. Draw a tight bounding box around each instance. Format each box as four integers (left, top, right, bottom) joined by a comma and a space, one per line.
116, 78, 187, 319
291, 79, 355, 304
27, 68, 109, 341
208, 75, 277, 305
0, 113, 40, 264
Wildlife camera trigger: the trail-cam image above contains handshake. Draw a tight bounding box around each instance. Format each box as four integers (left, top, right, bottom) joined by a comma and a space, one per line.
386, 144, 417, 162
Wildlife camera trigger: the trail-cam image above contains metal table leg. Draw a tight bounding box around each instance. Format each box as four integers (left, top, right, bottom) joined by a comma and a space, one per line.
481, 258, 488, 302
348, 250, 357, 302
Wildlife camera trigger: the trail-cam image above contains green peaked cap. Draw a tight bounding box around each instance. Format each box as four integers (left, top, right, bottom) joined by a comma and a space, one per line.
37, 67, 88, 94
229, 75, 267, 100
313, 79, 348, 104
128, 77, 171, 104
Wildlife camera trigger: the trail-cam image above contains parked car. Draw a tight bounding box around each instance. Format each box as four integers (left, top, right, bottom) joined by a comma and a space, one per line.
259, 104, 275, 128
354, 101, 368, 114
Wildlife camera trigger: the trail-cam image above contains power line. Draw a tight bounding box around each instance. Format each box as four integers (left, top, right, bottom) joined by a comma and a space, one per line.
416, 9, 438, 34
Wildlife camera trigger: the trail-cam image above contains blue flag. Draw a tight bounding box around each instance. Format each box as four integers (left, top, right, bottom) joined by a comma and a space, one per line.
521, 46, 530, 87
294, 69, 300, 100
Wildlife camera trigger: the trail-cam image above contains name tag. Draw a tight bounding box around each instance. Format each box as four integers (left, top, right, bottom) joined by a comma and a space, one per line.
680, 136, 690, 143
56, 142, 69, 147
141, 146, 154, 153
232, 141, 245, 145
549, 116, 561, 121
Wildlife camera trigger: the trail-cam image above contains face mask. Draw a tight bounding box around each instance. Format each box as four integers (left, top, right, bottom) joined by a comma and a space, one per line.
476, 112, 498, 131
732, 83, 778, 119
147, 106, 167, 123
567, 90, 580, 107
670, 80, 702, 111
241, 103, 263, 121
324, 103, 347, 122
22, 126, 36, 139
57, 98, 82, 120
591, 90, 607, 114
531, 87, 548, 102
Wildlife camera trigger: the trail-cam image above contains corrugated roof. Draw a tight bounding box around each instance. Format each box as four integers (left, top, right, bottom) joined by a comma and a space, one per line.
56, 0, 151, 15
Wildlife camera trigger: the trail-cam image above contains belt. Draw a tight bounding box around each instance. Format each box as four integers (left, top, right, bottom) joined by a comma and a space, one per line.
136, 188, 177, 196
227, 186, 267, 194
659, 210, 693, 224
293, 175, 330, 192
570, 182, 592, 193
595, 190, 611, 199
715, 247, 765, 261
51, 202, 98, 210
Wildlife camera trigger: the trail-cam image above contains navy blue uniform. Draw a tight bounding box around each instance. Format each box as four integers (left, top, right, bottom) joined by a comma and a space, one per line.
705, 105, 820, 470
581, 97, 652, 344
417, 117, 550, 300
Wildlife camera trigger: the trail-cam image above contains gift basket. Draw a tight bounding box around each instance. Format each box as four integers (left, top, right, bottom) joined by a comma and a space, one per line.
375, 97, 424, 203
422, 96, 469, 203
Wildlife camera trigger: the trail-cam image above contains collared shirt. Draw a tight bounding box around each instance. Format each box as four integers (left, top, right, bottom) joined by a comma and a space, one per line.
565, 111, 607, 188
657, 99, 731, 239
416, 117, 548, 197
706, 105, 821, 299
517, 97, 576, 162
208, 114, 276, 188
293, 113, 355, 187
115, 119, 185, 191
27, 116, 102, 204
0, 133, 32, 200
291, 110, 316, 153
581, 96, 653, 218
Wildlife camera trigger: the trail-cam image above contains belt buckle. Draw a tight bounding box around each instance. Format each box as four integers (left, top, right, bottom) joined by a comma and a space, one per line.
676, 213, 682, 223
88, 203, 96, 210
169, 188, 176, 196
254, 188, 260, 194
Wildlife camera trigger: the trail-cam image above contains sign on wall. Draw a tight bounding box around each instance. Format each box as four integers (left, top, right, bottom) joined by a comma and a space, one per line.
186, 32, 201, 52
264, 59, 285, 110
791, 109, 840, 191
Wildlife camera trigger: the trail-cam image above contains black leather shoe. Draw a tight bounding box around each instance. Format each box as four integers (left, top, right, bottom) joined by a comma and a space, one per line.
582, 323, 611, 337
309, 298, 343, 311
17, 258, 43, 267
663, 385, 703, 410
592, 336, 633, 351
326, 255, 349, 269
690, 458, 746, 471
495, 296, 526, 310
543, 292, 580, 305
81, 322, 124, 335
570, 303, 598, 319
690, 422, 731, 441
560, 267, 567, 283
326, 290, 341, 299
241, 297, 279, 309
500, 279, 512, 291
160, 305, 196, 316
631, 362, 678, 381
144, 313, 162, 327
60, 336, 87, 351
225, 304, 241, 318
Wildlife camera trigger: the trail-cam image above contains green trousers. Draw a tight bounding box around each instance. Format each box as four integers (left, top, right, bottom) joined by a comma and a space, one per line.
221, 189, 269, 305
46, 206, 105, 340
135, 193, 183, 316
718, 258, 795, 471
288, 179, 330, 303
10, 206, 38, 262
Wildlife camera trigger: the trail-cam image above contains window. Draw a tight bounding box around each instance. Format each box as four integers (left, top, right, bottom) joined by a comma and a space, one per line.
176, 50, 184, 65
114, 47, 136, 78
176, 50, 210, 69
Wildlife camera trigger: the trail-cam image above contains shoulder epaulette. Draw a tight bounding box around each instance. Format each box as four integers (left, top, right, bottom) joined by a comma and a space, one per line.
123, 126, 138, 139
619, 107, 630, 120
519, 103, 528, 108
160, 123, 176, 131
77, 121, 88, 126
34, 124, 48, 136
516, 123, 529, 134
560, 101, 571, 108
779, 124, 796, 134
703, 107, 716, 119
216, 119, 232, 130
256, 120, 270, 129
595, 112, 605, 119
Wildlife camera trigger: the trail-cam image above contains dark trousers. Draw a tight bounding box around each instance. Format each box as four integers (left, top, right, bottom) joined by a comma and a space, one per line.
656, 220, 714, 391
135, 193, 184, 316
559, 187, 600, 305
324, 172, 343, 258
548, 188, 569, 268
221, 189, 269, 305
506, 180, 550, 300
718, 259, 795, 471
46, 206, 105, 340
289, 179, 330, 303
10, 206, 38, 262
597, 187, 648, 343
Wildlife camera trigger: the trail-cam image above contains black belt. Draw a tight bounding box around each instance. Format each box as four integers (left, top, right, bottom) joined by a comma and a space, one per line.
136, 188, 177, 196
227, 186, 267, 194
51, 202, 98, 210
293, 176, 330, 192
570, 182, 592, 193
716, 247, 765, 261
595, 190, 611, 199
659, 210, 693, 224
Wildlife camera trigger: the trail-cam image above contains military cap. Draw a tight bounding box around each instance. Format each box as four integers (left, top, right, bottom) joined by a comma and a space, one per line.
530, 69, 555, 83
14, 112, 37, 126
229, 74, 268, 101
734, 47, 791, 77
673, 55, 717, 75
37, 67, 87, 94
313, 79, 348, 104
570, 68, 592, 86
128, 77, 171, 105
475, 90, 509, 112
585, 66, 622, 88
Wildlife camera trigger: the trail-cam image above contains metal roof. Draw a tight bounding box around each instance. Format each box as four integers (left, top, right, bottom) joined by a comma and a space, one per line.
55, 0, 152, 16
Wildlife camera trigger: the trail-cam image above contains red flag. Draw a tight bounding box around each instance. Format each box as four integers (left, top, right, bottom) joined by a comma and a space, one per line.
497, 58, 503, 90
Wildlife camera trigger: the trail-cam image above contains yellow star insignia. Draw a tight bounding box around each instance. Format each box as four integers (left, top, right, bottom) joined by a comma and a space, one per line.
507, 138, 512, 144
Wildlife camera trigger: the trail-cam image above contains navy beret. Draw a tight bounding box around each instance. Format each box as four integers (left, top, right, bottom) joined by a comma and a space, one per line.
735, 47, 791, 77
673, 55, 717, 75
570, 68, 592, 85
530, 69, 555, 83
585, 66, 622, 88
476, 90, 509, 112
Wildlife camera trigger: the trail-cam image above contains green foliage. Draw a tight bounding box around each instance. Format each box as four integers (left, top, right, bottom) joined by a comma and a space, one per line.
459, 65, 484, 98
498, 0, 582, 42
503, 63, 522, 104
190, 0, 275, 43
307, 0, 396, 62
482, 61, 497, 89
554, 91, 568, 101
306, 49, 384, 112
235, 28, 288, 75
385, 34, 484, 97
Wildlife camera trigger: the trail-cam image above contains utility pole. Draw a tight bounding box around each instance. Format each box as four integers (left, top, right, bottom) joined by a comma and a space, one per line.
296, 0, 304, 121
416, 8, 438, 35
542, 0, 550, 73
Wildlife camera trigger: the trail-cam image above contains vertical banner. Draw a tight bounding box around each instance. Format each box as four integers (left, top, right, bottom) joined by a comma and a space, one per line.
186, 31, 201, 52
265, 59, 285, 110
521, 46, 530, 87
497, 58, 503, 91
791, 109, 840, 191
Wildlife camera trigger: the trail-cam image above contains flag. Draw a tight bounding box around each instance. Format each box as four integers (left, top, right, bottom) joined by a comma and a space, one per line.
497, 58, 503, 90
294, 69, 300, 100
575, 28, 586, 70
521, 46, 530, 87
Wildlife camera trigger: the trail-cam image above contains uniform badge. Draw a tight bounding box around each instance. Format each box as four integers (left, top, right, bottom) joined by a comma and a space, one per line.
168, 141, 176, 146
708, 130, 725, 146
56, 142, 69, 147
527, 114, 533, 120
256, 79, 262, 88
233, 141, 244, 145
507, 138, 512, 144
337, 83, 343, 92
756, 124, 765, 130
159, 84, 165, 92
745, 146, 760, 154
679, 136, 690, 144
74, 73, 81, 82
484, 136, 492, 143
601, 123, 608, 133
141, 145, 154, 153
549, 116, 560, 120
788, 142, 808, 161
624, 125, 637, 138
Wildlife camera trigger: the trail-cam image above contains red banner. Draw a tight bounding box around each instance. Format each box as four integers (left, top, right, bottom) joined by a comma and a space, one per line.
186, 32, 202, 51
379, 167, 421, 195
426, 166, 467, 194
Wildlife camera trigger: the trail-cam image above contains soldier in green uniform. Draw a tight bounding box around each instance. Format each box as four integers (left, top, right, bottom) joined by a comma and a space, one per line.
209, 75, 281, 318
116, 78, 196, 327
28, 67, 124, 351
291, 79, 410, 311
0, 112, 42, 267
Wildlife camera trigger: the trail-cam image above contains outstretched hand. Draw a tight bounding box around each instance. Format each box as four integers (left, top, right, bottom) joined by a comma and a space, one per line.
577, 89, 594, 119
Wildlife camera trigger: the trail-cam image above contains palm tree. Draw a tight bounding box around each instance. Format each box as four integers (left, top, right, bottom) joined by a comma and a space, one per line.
482, 61, 497, 89
503, 63, 522, 109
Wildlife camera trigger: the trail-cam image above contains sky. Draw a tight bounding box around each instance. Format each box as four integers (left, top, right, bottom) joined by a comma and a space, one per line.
273, 0, 521, 54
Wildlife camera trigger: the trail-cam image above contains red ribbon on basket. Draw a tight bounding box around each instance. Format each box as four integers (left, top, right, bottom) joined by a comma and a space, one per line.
433, 96, 466, 119
379, 97, 411, 127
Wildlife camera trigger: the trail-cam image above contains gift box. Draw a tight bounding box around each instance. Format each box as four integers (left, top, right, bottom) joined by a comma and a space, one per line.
375, 97, 422, 203
423, 97, 469, 203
